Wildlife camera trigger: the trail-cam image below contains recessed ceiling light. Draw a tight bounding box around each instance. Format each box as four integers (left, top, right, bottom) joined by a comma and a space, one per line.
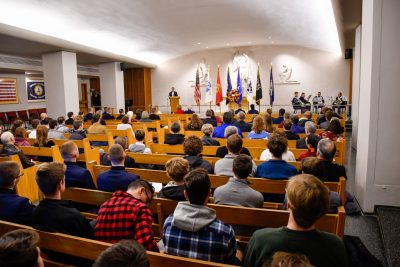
247, 41, 252, 44
205, 46, 209, 49
197, 42, 201, 45
271, 41, 275, 44
268, 36, 272, 39
226, 43, 230, 46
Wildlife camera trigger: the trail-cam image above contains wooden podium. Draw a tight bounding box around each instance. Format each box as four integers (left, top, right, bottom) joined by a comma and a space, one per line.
169, 96, 180, 113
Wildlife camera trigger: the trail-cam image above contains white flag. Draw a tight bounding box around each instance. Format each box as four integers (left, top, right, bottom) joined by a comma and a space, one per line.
246, 79, 254, 104
205, 69, 213, 104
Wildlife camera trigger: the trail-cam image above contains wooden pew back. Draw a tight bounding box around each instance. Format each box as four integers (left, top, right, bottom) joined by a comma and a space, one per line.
19, 145, 63, 163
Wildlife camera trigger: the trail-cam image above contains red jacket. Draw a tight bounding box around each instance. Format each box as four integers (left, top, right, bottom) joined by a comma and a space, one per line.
298, 149, 317, 161
174, 109, 185, 114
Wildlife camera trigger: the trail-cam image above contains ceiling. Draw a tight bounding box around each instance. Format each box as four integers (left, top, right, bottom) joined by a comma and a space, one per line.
0, 0, 361, 67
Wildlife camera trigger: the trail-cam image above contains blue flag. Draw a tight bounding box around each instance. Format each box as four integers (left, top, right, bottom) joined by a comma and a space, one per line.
236, 67, 242, 104
226, 66, 232, 105
269, 65, 274, 106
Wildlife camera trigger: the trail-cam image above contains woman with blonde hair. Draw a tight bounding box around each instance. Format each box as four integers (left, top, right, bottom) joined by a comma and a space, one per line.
265, 113, 275, 133
247, 115, 270, 139
34, 125, 55, 162
185, 113, 203, 131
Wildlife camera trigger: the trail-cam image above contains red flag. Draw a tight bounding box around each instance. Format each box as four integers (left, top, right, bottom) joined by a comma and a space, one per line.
215, 65, 223, 106
194, 66, 201, 105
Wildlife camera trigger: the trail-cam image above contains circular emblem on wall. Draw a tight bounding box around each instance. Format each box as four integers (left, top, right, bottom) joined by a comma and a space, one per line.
33, 84, 44, 97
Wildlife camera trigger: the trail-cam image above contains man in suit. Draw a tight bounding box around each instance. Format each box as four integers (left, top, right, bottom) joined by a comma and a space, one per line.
312, 91, 325, 114
291, 91, 302, 113
168, 86, 178, 97
296, 121, 317, 149
97, 144, 140, 192
233, 111, 252, 132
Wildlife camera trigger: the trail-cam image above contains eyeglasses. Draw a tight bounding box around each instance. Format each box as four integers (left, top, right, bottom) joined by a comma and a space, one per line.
145, 190, 154, 203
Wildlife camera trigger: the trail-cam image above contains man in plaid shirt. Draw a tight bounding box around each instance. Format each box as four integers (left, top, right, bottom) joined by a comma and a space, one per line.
162, 169, 238, 264
94, 180, 158, 252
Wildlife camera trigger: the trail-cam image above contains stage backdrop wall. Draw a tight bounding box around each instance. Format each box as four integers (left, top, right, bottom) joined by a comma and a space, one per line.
151, 45, 349, 114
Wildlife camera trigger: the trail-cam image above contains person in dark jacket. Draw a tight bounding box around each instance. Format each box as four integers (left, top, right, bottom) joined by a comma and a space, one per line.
200, 124, 220, 146
0, 132, 34, 168
283, 120, 300, 140
202, 109, 217, 127
165, 122, 185, 145
116, 109, 125, 120
102, 107, 115, 120
157, 157, 189, 201
272, 108, 285, 124
102, 136, 136, 168
84, 107, 95, 122
149, 107, 161, 120
65, 112, 74, 125
296, 121, 317, 149
97, 144, 139, 192
248, 104, 259, 115
69, 120, 87, 140
317, 139, 347, 182
183, 136, 213, 174
232, 111, 252, 132
216, 126, 251, 158
0, 161, 35, 226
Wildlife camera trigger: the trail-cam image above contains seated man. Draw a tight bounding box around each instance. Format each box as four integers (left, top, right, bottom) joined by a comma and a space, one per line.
162, 169, 238, 264
84, 108, 95, 122
212, 112, 242, 138
102, 107, 115, 120
28, 119, 40, 139
260, 132, 296, 162
129, 129, 152, 154
33, 162, 94, 238
233, 111, 252, 132
0, 161, 35, 226
102, 136, 136, 168
244, 174, 347, 267
157, 157, 189, 201
214, 155, 263, 208
116, 109, 125, 120
234, 103, 246, 114
282, 120, 300, 140
0, 229, 44, 267
248, 104, 259, 115
69, 120, 86, 140
272, 108, 285, 124
256, 134, 298, 179
0, 132, 34, 168
202, 110, 217, 127
95, 179, 158, 251
216, 126, 251, 158
183, 135, 213, 173
87, 114, 108, 134
290, 115, 305, 134
317, 139, 346, 182
48, 119, 65, 139
56, 116, 70, 133
298, 111, 312, 127
164, 122, 185, 145
98, 144, 139, 192
149, 107, 161, 120
184, 105, 195, 114
60, 141, 96, 189
65, 112, 74, 125
215, 134, 257, 177
296, 121, 316, 149
319, 109, 334, 130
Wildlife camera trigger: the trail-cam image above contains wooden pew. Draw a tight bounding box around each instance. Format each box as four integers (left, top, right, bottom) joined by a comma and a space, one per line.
86, 133, 114, 152
108, 128, 136, 145
51, 138, 100, 165
19, 145, 63, 163
0, 221, 234, 267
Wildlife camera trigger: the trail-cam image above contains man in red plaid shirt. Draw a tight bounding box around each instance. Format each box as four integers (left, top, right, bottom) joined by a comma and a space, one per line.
94, 180, 159, 251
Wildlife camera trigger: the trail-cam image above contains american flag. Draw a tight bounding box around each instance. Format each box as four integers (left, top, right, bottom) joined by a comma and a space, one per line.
194, 66, 201, 105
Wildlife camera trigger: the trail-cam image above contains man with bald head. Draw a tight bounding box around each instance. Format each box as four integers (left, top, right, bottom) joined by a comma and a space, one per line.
317, 139, 346, 182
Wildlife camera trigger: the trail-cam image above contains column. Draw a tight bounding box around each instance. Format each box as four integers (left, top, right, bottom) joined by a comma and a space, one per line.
42, 51, 79, 118
99, 62, 125, 112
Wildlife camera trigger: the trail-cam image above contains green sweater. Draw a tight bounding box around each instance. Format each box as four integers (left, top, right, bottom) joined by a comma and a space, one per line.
244, 227, 348, 267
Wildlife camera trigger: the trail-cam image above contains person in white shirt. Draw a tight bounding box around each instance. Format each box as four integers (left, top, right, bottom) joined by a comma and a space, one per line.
117, 116, 134, 136
260, 133, 296, 161
28, 119, 40, 139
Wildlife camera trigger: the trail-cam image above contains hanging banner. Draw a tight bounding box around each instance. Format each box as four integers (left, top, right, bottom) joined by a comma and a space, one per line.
27, 81, 46, 102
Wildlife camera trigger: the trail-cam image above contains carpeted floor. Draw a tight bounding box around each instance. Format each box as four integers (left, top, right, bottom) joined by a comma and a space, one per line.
376, 206, 400, 267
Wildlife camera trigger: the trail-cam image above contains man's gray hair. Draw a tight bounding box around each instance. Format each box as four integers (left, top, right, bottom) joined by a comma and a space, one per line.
317, 138, 336, 161
304, 121, 316, 134
237, 111, 246, 120
1, 132, 14, 144
201, 124, 214, 135
141, 111, 149, 119
224, 126, 238, 138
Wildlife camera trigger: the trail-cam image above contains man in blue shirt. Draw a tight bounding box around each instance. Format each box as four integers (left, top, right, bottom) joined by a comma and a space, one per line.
213, 112, 242, 138
290, 115, 305, 134
272, 108, 285, 124
98, 144, 139, 192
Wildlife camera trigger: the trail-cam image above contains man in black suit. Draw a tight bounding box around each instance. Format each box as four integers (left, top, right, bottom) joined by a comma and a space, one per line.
233, 111, 252, 132
317, 139, 347, 182
296, 121, 316, 149
168, 86, 178, 97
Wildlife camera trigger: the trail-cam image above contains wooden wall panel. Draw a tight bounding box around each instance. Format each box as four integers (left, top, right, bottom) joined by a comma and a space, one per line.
124, 68, 151, 112
90, 77, 100, 91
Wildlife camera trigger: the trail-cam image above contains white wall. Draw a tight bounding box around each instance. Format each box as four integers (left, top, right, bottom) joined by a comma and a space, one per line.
351, 25, 362, 149
151, 45, 349, 113
99, 62, 125, 111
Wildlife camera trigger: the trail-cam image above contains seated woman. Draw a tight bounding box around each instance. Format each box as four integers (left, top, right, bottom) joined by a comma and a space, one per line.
174, 105, 185, 114
34, 125, 56, 162
185, 113, 203, 131
201, 124, 220, 146
319, 118, 344, 141
260, 132, 296, 161
247, 115, 270, 140
265, 113, 275, 133
14, 127, 30, 147
10, 119, 24, 136
165, 122, 185, 145
183, 135, 213, 174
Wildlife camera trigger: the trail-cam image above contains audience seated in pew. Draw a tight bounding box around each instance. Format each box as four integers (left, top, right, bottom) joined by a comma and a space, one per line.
216, 126, 251, 158
140, 111, 153, 122
149, 107, 161, 120
317, 139, 347, 182
165, 122, 185, 145
184, 105, 195, 114
0, 132, 34, 168
247, 115, 270, 140
48, 119, 65, 140
233, 111, 252, 133
9, 119, 24, 136
296, 121, 315, 149
117, 115, 134, 135
215, 134, 257, 177
201, 123, 220, 146
174, 105, 185, 114
298, 134, 320, 161
0, 161, 35, 226
116, 108, 125, 120
234, 103, 246, 114
202, 109, 217, 127
183, 136, 213, 174
83, 107, 95, 122
162, 169, 240, 264
98, 144, 139, 192
14, 127, 30, 147
157, 157, 188, 201
103, 137, 136, 168
213, 112, 242, 138
317, 107, 343, 125
244, 174, 348, 267
263, 251, 312, 267
319, 109, 334, 130
95, 179, 159, 251
93, 240, 150, 267
33, 125, 56, 162
185, 113, 203, 131
129, 129, 152, 154
319, 118, 344, 141
248, 104, 259, 115
102, 107, 115, 120
65, 112, 74, 125
56, 116, 70, 133
282, 120, 300, 141
256, 133, 298, 179
88, 114, 107, 134
69, 120, 86, 140
0, 229, 44, 267
260, 132, 296, 162
28, 119, 40, 139
272, 108, 285, 124
290, 115, 305, 134
298, 111, 313, 127
214, 155, 264, 208
265, 114, 275, 133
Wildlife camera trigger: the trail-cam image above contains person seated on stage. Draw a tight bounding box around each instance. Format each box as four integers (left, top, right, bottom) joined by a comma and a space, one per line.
33, 162, 94, 239
272, 108, 285, 124
93, 240, 149, 267
298, 134, 320, 161
33, 126, 56, 162
174, 105, 185, 114
84, 107, 95, 122
247, 115, 270, 140
65, 112, 74, 125
234, 103, 246, 114
162, 169, 239, 264
282, 120, 300, 141
317, 139, 347, 182
290, 115, 305, 134
102, 107, 115, 120
28, 119, 40, 139
312, 91, 325, 113
299, 92, 310, 110
95, 179, 159, 251
69, 120, 86, 140
216, 126, 251, 158
149, 107, 161, 120
168, 86, 178, 97
117, 115, 134, 135
61, 141, 96, 189
0, 161, 35, 226
0, 229, 44, 267
263, 252, 312, 267
202, 109, 217, 126
291, 91, 302, 113
14, 127, 30, 147
319, 109, 334, 130
165, 122, 185, 145
183, 135, 213, 174
213, 112, 242, 138
157, 157, 189, 201
116, 109, 125, 120
243, 174, 347, 267
296, 121, 316, 149
48, 119, 65, 139
201, 124, 220, 146
98, 144, 140, 192
257, 133, 298, 179
298, 111, 312, 127
184, 105, 195, 114
319, 119, 344, 141
214, 155, 264, 208
0, 132, 34, 168
129, 130, 152, 154
215, 134, 257, 177
333, 92, 347, 114
185, 113, 203, 131
248, 104, 259, 114
233, 111, 252, 133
